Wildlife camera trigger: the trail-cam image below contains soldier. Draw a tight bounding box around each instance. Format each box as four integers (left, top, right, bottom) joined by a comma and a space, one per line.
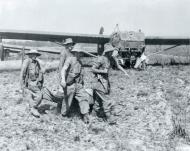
60, 45, 90, 123
20, 49, 44, 118
56, 38, 75, 112
105, 32, 129, 77
58, 38, 74, 82
89, 48, 119, 124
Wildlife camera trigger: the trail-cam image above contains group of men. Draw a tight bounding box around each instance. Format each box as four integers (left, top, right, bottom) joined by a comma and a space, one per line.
20, 38, 119, 124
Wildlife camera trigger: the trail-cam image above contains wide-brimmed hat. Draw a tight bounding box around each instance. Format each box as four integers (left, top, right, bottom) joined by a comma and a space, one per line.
26, 49, 41, 56
62, 38, 75, 45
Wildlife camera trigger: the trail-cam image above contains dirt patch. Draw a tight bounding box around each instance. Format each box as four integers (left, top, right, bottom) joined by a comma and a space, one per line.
1, 66, 190, 150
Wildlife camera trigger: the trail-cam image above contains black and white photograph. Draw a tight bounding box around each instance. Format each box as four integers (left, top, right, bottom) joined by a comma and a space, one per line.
0, 0, 190, 150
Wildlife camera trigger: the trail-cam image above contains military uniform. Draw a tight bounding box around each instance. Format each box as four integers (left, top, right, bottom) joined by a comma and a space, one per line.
104, 43, 129, 76
20, 56, 44, 117
58, 48, 72, 82
61, 56, 89, 116
90, 55, 116, 120
104, 43, 121, 66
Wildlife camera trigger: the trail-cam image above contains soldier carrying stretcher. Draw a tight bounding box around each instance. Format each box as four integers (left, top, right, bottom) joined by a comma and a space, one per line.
60, 40, 90, 123
20, 49, 45, 118
86, 47, 120, 124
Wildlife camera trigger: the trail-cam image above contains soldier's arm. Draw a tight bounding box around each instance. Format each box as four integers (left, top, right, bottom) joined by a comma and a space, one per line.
61, 58, 70, 87
111, 49, 129, 77
58, 50, 66, 79
91, 57, 108, 74
113, 56, 129, 77
20, 59, 29, 89
36, 58, 46, 73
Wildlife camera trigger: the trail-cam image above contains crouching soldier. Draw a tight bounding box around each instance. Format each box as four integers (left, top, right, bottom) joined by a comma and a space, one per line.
60, 47, 90, 123
90, 49, 119, 124
20, 49, 44, 118
105, 32, 129, 77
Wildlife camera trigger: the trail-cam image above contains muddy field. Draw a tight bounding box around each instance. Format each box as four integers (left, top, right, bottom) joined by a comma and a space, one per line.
1, 66, 190, 151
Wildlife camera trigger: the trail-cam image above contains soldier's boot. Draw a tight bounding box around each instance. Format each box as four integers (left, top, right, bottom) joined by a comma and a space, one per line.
30, 107, 41, 118
56, 102, 62, 115
105, 112, 117, 125
61, 110, 70, 117
107, 116, 117, 125
83, 113, 90, 124
61, 103, 70, 117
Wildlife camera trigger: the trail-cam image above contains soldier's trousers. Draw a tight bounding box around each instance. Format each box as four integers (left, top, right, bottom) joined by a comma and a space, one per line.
25, 81, 43, 109
61, 83, 90, 115
93, 90, 115, 118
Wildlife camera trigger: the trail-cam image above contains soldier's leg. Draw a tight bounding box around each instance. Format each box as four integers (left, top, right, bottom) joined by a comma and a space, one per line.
61, 84, 75, 116
33, 90, 43, 108
75, 88, 89, 114
93, 90, 107, 119
27, 81, 43, 107
26, 88, 42, 118
85, 88, 95, 113
75, 85, 90, 123
94, 90, 117, 124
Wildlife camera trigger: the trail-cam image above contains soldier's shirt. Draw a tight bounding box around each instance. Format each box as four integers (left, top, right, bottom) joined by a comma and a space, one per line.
20, 58, 43, 90
28, 60, 40, 81
20, 58, 44, 108
91, 56, 110, 94
61, 56, 89, 115
104, 43, 119, 58
58, 48, 72, 79
21, 58, 40, 82
63, 56, 83, 85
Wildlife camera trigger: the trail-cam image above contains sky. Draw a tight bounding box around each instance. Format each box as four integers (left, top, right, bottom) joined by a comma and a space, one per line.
0, 0, 189, 36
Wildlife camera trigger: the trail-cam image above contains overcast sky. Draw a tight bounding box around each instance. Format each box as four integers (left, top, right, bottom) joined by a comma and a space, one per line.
0, 0, 189, 36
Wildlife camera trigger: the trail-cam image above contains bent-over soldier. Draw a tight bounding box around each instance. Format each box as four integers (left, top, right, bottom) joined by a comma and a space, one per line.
60, 46, 90, 123
104, 39, 129, 77
90, 48, 118, 123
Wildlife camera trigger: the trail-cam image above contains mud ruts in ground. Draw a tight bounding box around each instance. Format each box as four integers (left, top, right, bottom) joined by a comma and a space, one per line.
1, 66, 190, 150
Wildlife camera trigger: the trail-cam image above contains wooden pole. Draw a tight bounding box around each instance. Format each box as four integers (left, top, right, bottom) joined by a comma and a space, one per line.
0, 38, 4, 61
21, 46, 25, 63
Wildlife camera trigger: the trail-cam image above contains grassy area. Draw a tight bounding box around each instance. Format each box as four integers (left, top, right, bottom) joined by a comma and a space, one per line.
146, 45, 190, 65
